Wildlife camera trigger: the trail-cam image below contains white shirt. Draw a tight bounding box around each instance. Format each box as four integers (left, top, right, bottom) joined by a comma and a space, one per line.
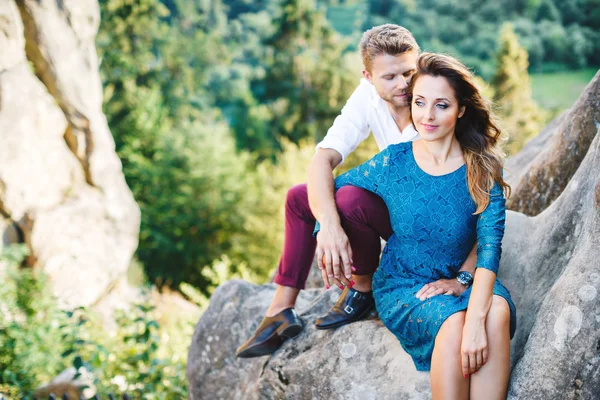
316, 78, 420, 164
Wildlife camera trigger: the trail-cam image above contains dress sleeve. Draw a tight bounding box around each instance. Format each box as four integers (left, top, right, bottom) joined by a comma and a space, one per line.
313, 146, 393, 237
475, 181, 506, 275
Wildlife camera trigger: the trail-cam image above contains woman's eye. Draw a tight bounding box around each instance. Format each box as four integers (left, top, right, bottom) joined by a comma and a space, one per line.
415, 100, 424, 106
437, 103, 448, 109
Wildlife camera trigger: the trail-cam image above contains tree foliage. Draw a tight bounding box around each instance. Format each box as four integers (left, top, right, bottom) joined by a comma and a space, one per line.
361, 0, 600, 77
492, 24, 546, 154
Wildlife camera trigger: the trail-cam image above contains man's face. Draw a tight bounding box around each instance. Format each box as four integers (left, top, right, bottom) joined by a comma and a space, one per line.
363, 51, 418, 108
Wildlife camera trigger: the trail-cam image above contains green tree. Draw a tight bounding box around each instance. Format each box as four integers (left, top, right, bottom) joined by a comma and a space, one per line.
98, 0, 258, 292
232, 0, 356, 158
492, 24, 546, 154
535, 0, 561, 22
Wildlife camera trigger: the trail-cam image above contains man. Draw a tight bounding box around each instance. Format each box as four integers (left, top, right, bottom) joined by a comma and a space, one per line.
236, 24, 477, 358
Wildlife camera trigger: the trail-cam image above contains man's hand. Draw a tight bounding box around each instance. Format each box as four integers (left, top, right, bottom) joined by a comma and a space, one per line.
415, 278, 467, 301
316, 223, 353, 289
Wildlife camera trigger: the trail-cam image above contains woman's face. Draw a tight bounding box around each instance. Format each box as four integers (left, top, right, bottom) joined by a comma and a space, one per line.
411, 75, 465, 141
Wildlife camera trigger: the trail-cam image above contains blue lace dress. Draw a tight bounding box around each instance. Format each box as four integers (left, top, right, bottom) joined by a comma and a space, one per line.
316, 141, 516, 371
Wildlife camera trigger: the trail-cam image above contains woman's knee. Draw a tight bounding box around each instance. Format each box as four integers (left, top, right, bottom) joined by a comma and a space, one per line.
435, 311, 465, 352
486, 296, 511, 333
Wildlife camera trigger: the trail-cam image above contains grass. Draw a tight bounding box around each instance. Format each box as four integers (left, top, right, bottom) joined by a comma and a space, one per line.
530, 68, 598, 111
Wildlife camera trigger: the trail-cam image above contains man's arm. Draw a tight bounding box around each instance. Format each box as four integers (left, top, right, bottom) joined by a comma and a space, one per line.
308, 80, 373, 288
307, 148, 353, 289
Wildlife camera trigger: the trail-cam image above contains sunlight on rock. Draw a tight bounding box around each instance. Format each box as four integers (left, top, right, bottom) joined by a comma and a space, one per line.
230, 322, 242, 337
329, 291, 341, 303
552, 305, 583, 351
340, 342, 357, 358
350, 384, 377, 400
578, 285, 597, 302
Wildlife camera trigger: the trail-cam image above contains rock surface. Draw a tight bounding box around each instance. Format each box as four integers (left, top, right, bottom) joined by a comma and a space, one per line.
0, 0, 140, 308
505, 70, 600, 216
188, 75, 600, 398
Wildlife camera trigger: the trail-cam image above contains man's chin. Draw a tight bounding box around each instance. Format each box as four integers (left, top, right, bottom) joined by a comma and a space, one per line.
389, 98, 410, 108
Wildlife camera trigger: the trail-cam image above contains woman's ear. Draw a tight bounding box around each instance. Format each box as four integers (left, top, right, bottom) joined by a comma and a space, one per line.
458, 106, 466, 118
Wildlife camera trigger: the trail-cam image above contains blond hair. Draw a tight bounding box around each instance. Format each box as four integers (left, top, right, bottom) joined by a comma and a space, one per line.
359, 24, 420, 73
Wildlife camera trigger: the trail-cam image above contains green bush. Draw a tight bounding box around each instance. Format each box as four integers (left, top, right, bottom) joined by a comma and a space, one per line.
0, 245, 190, 399
0, 245, 72, 395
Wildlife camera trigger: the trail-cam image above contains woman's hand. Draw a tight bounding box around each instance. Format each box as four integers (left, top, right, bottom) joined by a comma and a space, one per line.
460, 317, 488, 377
415, 278, 467, 301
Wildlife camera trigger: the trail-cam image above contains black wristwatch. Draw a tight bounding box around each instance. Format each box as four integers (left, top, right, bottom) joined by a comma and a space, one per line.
456, 271, 474, 287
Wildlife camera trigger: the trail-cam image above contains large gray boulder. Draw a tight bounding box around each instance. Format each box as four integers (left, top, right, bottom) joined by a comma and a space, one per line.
188, 71, 600, 399
0, 0, 140, 308
505, 71, 600, 216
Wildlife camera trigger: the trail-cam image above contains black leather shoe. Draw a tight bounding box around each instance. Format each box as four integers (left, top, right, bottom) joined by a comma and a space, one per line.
315, 287, 374, 330
236, 308, 303, 358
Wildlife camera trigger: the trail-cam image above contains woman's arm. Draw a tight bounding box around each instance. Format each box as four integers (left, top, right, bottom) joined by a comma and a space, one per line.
416, 241, 478, 300
461, 181, 506, 377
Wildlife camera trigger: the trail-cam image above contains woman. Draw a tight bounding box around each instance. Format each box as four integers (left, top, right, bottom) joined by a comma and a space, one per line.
317, 53, 517, 399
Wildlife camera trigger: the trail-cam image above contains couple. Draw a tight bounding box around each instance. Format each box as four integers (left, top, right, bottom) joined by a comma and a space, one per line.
236, 24, 517, 398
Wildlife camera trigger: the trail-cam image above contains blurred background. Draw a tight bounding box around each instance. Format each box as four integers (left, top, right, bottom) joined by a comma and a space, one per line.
1, 0, 598, 397
97, 0, 598, 298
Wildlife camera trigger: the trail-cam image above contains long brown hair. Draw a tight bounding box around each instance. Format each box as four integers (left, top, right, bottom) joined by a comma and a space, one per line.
408, 53, 511, 214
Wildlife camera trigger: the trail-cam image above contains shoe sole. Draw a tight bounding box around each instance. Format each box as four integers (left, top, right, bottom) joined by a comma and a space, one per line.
315, 304, 374, 330
236, 323, 303, 358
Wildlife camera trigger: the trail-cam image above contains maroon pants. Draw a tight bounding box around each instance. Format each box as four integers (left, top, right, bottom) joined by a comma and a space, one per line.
273, 183, 393, 289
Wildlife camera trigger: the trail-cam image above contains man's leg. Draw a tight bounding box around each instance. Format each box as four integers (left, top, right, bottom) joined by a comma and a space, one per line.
315, 186, 392, 329
237, 183, 316, 357
267, 183, 319, 315
336, 185, 392, 291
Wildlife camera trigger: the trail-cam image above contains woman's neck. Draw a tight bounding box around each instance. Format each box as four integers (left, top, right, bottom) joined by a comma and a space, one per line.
420, 135, 462, 166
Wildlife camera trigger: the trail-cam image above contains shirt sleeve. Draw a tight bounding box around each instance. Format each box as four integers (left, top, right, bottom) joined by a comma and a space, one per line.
475, 180, 506, 275
315, 80, 372, 165
313, 146, 393, 237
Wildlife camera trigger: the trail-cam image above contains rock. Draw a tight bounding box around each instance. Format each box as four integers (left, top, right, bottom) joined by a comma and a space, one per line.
0, 0, 140, 308
502, 126, 600, 399
188, 76, 600, 398
0, 0, 26, 72
505, 70, 600, 216
187, 280, 432, 400
34, 367, 96, 399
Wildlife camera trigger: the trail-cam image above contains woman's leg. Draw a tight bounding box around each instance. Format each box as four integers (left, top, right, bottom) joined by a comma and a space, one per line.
430, 311, 469, 400
469, 295, 511, 400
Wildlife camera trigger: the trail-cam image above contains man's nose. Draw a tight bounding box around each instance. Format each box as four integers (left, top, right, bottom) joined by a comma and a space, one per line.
396, 77, 408, 90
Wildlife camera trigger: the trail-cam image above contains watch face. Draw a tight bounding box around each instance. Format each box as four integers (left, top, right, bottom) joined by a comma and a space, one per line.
457, 272, 473, 285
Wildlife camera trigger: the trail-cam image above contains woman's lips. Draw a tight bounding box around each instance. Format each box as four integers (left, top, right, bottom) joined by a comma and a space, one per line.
420, 123, 438, 132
